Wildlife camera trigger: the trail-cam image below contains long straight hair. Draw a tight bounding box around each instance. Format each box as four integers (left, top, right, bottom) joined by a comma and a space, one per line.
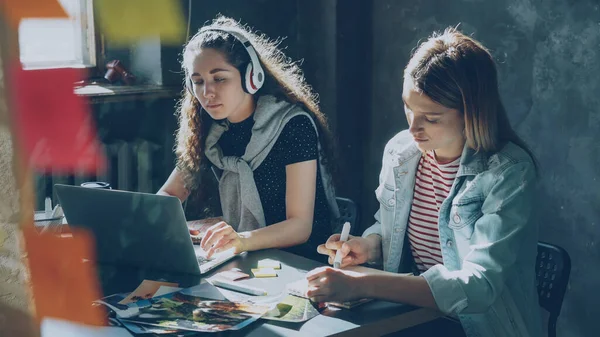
404, 28, 536, 166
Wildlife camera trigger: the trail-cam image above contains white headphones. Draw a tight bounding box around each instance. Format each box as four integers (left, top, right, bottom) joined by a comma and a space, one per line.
199, 26, 265, 94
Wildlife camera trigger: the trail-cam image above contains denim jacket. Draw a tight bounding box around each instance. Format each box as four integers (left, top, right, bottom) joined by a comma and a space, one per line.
363, 130, 543, 337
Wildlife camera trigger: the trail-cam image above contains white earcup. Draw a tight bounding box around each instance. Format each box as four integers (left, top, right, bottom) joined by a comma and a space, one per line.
244, 63, 258, 94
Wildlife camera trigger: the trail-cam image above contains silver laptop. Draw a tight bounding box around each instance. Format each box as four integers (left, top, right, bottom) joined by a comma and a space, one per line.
54, 184, 237, 275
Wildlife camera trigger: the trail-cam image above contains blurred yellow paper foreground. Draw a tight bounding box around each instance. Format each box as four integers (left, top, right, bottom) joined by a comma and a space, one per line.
94, 0, 185, 45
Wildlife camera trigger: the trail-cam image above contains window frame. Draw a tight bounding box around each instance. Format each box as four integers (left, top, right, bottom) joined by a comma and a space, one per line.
19, 0, 104, 77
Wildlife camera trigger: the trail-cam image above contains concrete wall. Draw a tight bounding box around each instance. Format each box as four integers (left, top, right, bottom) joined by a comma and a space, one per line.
7, 1, 596, 335
368, 1, 599, 336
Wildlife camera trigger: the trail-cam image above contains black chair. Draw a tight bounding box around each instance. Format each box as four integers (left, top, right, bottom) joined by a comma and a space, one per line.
536, 241, 571, 337
334, 197, 359, 234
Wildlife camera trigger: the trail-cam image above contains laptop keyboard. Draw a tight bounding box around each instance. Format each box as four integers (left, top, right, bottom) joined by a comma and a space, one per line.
197, 255, 214, 265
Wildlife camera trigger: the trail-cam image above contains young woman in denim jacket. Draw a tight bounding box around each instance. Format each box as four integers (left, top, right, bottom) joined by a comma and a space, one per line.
307, 28, 543, 337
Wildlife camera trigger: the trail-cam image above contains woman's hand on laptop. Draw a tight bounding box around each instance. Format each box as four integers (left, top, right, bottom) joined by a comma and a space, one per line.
200, 221, 247, 259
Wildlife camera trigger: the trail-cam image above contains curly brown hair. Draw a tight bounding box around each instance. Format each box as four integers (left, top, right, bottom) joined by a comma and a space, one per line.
175, 15, 337, 192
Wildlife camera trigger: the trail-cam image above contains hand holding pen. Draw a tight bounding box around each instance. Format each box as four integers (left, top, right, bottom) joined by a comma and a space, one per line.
333, 222, 351, 268
317, 223, 373, 268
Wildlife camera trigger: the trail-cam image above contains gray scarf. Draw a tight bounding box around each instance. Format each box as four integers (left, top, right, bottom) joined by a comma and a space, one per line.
204, 95, 340, 232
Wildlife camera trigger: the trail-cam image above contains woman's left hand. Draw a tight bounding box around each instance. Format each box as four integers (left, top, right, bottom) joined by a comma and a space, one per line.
306, 267, 365, 303
200, 221, 247, 258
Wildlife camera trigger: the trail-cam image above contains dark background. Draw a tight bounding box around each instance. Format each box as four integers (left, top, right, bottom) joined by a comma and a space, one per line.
38, 1, 598, 336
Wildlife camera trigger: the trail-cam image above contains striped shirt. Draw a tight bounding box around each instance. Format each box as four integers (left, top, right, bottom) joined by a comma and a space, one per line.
408, 151, 460, 272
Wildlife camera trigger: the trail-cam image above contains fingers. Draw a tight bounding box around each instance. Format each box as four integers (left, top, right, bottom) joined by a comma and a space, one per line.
324, 234, 342, 250
337, 241, 352, 259
306, 266, 329, 281
329, 241, 352, 266
324, 234, 357, 266
306, 268, 337, 301
340, 254, 355, 268
340, 238, 367, 266
206, 237, 231, 259
320, 237, 362, 266
316, 244, 331, 255
325, 233, 357, 250
200, 222, 225, 248
307, 288, 328, 300
317, 244, 336, 264
206, 231, 237, 258
306, 277, 328, 298
206, 237, 235, 259
340, 241, 353, 255
200, 222, 229, 250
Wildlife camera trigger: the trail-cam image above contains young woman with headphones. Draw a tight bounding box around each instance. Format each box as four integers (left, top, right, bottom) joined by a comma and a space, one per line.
158, 15, 339, 262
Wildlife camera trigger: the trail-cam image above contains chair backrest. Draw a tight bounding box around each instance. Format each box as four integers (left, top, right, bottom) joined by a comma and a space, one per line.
536, 241, 571, 337
334, 197, 358, 234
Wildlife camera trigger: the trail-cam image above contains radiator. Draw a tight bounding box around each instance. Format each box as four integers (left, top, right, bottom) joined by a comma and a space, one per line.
102, 139, 161, 193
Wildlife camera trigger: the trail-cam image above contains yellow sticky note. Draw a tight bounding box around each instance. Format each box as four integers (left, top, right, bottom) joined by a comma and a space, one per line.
252, 268, 277, 278
94, 0, 185, 45
258, 258, 281, 270
3, 0, 69, 27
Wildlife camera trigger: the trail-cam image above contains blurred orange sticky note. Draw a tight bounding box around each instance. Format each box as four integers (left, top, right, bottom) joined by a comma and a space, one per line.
1, 0, 68, 27
94, 0, 185, 45
10, 66, 106, 174
22, 225, 106, 326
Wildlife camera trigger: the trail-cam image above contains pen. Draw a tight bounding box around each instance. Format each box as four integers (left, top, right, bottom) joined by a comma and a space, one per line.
210, 278, 268, 296
333, 222, 351, 269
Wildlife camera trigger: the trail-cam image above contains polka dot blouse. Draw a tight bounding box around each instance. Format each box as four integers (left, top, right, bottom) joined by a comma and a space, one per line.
218, 114, 331, 261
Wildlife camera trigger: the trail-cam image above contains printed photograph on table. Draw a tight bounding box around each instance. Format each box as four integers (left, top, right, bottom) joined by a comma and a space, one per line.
120, 286, 270, 332
94, 283, 182, 318
118, 280, 179, 305
261, 295, 320, 322
118, 319, 194, 335
109, 317, 184, 335
96, 293, 130, 311
94, 292, 141, 319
